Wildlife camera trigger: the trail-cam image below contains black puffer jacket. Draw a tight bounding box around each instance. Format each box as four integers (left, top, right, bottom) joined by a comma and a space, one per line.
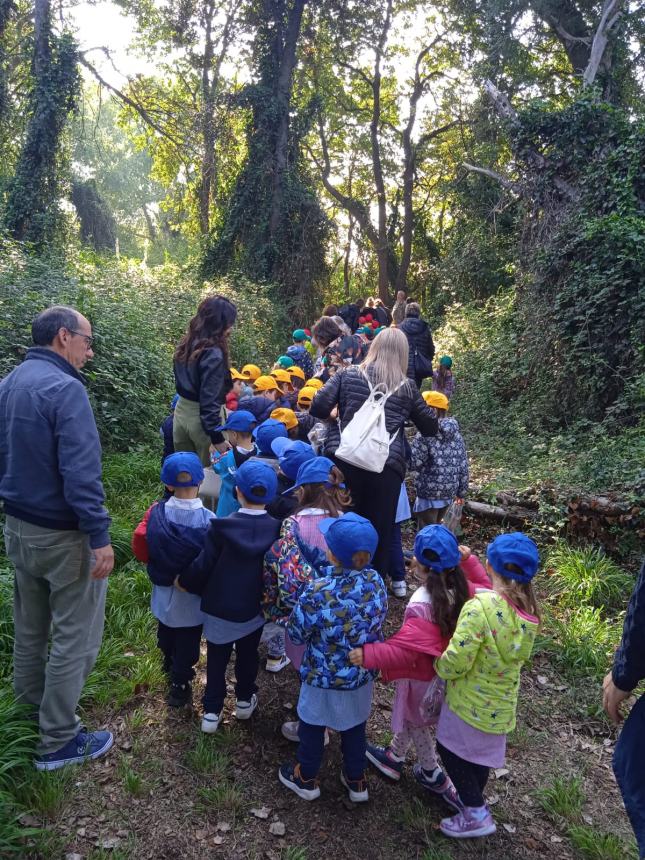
173, 347, 231, 444
309, 366, 438, 480
398, 317, 435, 382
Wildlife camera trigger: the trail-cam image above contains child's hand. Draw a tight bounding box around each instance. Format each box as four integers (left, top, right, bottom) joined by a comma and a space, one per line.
174, 575, 187, 592
458, 545, 471, 561
349, 647, 364, 666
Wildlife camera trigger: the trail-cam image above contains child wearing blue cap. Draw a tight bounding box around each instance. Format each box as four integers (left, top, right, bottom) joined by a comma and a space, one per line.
262, 456, 350, 683
132, 452, 215, 707
279, 513, 388, 804
210, 410, 258, 517
349, 525, 491, 808
176, 460, 281, 732
433, 532, 541, 839
250, 418, 288, 471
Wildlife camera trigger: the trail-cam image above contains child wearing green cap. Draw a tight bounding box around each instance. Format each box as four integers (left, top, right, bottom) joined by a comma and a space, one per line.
432, 356, 455, 399
287, 330, 314, 378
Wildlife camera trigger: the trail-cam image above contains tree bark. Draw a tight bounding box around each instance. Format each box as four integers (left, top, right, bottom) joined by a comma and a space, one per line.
582, 0, 624, 88
370, 0, 393, 304
268, 0, 307, 239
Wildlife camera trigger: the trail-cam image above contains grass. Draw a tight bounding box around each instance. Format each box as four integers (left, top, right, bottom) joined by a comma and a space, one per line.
282, 849, 309, 860
535, 775, 585, 822
21, 769, 76, 819
545, 542, 634, 610
539, 605, 621, 681
421, 846, 454, 860
197, 782, 244, 814
185, 733, 232, 777
117, 758, 147, 797
568, 824, 638, 860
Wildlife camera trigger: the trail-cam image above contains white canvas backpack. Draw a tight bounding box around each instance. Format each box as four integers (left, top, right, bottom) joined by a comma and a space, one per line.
335, 373, 405, 473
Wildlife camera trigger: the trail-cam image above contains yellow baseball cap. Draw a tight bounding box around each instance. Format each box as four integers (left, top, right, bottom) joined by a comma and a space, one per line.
297, 386, 316, 406
253, 375, 280, 392
287, 365, 305, 381
271, 368, 292, 384
304, 378, 323, 390
422, 391, 449, 410
270, 407, 298, 430
230, 367, 245, 380
241, 364, 261, 381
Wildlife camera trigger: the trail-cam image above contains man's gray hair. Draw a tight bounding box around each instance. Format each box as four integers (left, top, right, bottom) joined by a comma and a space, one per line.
405, 302, 421, 318
32, 306, 80, 346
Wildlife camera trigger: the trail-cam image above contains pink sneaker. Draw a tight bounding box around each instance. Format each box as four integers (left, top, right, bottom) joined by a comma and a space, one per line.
440, 807, 497, 839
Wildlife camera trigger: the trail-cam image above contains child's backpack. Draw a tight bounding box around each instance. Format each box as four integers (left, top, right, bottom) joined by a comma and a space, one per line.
335, 373, 405, 473
262, 517, 327, 625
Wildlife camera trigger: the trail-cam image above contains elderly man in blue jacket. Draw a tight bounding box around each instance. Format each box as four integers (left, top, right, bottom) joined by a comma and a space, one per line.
0, 305, 114, 771
603, 560, 645, 858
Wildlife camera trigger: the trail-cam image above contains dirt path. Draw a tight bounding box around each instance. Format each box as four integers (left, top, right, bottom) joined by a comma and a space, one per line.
46, 518, 634, 860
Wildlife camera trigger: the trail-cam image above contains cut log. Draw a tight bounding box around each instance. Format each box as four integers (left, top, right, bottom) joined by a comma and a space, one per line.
464, 500, 534, 526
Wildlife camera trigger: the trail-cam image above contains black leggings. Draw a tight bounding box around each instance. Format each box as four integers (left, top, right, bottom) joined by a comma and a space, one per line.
437, 742, 490, 808
332, 460, 401, 578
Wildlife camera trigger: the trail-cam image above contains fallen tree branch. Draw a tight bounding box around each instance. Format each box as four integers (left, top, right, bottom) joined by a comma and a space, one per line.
464, 500, 535, 526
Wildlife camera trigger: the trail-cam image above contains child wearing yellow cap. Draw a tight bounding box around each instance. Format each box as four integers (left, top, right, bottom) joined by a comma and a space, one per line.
411, 397, 468, 526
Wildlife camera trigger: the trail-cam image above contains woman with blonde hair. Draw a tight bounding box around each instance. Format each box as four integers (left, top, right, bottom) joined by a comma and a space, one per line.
309, 328, 437, 579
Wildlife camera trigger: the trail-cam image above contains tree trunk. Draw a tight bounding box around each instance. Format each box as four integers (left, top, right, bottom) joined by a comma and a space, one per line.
198, 0, 216, 236
268, 0, 307, 239
370, 0, 393, 304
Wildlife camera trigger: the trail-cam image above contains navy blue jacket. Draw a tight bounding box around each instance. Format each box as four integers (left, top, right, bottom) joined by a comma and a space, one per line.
237, 394, 276, 423
178, 511, 280, 622
160, 414, 174, 462
146, 501, 210, 587
0, 348, 110, 548
613, 560, 645, 692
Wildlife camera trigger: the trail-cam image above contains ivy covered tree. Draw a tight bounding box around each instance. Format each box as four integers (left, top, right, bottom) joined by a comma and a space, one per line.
4, 0, 79, 245
203, 0, 330, 309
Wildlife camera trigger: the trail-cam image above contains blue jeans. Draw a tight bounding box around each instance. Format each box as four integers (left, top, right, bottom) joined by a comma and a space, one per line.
298, 719, 366, 781
613, 694, 645, 858
389, 523, 405, 583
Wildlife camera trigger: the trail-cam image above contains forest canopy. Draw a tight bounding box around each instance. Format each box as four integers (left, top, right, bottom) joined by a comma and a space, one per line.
0, 0, 643, 442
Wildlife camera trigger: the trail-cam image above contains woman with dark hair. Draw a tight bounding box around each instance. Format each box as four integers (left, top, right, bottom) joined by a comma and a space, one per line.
399, 302, 435, 388
173, 295, 237, 465
312, 316, 366, 380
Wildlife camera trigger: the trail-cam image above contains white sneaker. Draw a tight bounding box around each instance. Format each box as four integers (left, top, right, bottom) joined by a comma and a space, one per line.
201, 712, 221, 734
235, 693, 258, 720
392, 580, 407, 598
281, 721, 330, 746
266, 654, 291, 673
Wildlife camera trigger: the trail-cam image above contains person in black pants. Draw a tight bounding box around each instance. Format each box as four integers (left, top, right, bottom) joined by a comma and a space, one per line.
177, 460, 281, 733
603, 560, 645, 858
309, 327, 437, 581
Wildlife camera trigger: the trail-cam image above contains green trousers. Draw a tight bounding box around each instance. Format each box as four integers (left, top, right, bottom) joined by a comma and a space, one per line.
4, 516, 107, 755
172, 397, 212, 466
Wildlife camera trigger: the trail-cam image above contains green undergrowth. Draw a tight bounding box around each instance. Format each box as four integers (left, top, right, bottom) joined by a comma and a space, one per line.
536, 541, 632, 693
433, 293, 645, 499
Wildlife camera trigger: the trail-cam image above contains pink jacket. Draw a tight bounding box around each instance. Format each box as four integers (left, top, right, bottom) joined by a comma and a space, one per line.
362, 555, 491, 683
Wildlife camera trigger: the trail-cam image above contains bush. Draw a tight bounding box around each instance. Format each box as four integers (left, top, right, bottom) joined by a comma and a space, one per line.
0, 241, 291, 452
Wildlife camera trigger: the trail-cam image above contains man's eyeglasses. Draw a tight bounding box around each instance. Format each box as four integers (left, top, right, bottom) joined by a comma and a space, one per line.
65, 328, 94, 348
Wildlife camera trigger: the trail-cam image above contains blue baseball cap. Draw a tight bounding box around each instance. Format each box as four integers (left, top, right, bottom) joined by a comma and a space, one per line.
235, 459, 278, 504
319, 512, 378, 569
487, 532, 540, 583
253, 418, 288, 454
215, 409, 257, 433
271, 439, 315, 480
161, 452, 204, 487
284, 456, 336, 494
414, 525, 461, 573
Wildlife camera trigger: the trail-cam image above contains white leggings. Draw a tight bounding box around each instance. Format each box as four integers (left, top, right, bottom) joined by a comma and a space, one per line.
390, 724, 439, 771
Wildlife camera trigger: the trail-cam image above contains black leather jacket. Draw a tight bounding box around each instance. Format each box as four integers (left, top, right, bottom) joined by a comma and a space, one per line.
173, 347, 231, 444
309, 366, 438, 479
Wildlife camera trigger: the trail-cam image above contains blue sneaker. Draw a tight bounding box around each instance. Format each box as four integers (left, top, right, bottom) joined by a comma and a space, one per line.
278, 762, 321, 801
413, 763, 463, 811
366, 743, 405, 780
34, 730, 113, 771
